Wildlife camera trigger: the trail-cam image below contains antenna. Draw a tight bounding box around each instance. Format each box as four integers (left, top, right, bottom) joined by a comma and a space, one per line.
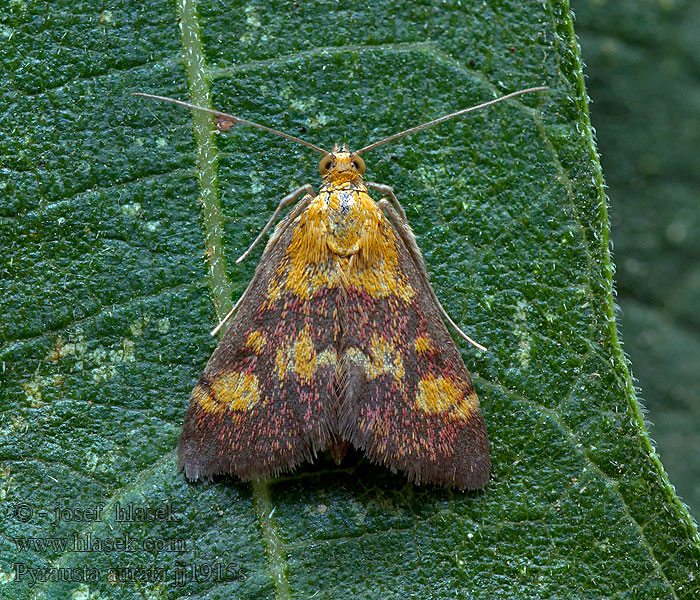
135, 87, 548, 157
354, 86, 549, 155
133, 93, 330, 155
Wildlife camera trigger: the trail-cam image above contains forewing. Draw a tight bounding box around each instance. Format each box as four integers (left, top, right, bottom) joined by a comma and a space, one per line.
179, 205, 340, 481
338, 206, 490, 489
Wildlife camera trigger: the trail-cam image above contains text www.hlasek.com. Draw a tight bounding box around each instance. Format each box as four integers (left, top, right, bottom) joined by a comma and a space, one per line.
13, 532, 187, 553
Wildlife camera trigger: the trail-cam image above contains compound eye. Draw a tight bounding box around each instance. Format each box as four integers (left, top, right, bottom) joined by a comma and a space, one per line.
319, 155, 333, 176
351, 154, 366, 174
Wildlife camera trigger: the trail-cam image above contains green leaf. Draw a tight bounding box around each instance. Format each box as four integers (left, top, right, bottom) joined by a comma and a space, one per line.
573, 0, 700, 521
1, 1, 698, 599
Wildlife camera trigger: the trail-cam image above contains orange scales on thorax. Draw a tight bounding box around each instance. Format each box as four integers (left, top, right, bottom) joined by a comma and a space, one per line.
272, 144, 416, 304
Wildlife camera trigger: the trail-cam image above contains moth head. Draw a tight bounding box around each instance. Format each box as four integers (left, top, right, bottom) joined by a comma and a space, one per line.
319, 145, 366, 182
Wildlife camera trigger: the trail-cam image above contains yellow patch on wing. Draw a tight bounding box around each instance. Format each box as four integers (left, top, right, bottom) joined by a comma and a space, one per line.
264, 274, 285, 307
268, 188, 415, 303
195, 372, 262, 416
191, 383, 209, 407
415, 374, 478, 420
246, 330, 266, 353
414, 335, 434, 354
292, 328, 316, 384
346, 334, 405, 383
274, 327, 337, 386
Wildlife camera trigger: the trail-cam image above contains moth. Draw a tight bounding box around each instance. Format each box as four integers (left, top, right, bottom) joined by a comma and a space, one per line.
137, 86, 546, 489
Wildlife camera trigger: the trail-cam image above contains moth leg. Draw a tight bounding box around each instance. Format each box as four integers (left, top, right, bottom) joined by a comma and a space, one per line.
264, 190, 314, 252
236, 184, 315, 264
209, 277, 256, 337
366, 181, 407, 222
377, 198, 487, 352
210, 186, 314, 337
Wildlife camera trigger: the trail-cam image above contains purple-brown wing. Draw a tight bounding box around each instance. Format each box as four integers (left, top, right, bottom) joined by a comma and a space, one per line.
178, 204, 341, 481
336, 204, 490, 489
